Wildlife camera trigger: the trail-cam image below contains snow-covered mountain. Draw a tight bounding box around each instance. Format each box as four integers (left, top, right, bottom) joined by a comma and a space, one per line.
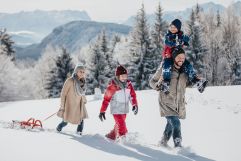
123, 2, 226, 26
15, 20, 131, 59
9, 31, 43, 46
0, 10, 91, 45
0, 86, 241, 161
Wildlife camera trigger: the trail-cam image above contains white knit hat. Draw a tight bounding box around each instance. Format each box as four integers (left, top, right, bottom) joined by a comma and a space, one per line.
72, 64, 86, 76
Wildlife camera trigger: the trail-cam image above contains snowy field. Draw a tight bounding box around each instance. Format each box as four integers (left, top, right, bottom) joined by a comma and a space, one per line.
0, 85, 241, 161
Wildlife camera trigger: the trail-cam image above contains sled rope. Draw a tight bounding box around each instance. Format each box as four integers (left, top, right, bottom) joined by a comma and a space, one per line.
42, 112, 57, 122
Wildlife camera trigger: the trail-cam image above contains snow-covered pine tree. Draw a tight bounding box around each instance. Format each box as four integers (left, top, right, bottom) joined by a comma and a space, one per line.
221, 6, 241, 85
0, 53, 35, 101
188, 9, 195, 36
86, 33, 109, 94
150, 2, 166, 73
109, 35, 120, 71
112, 36, 131, 65
195, 3, 201, 22
0, 54, 15, 101
86, 43, 100, 95
110, 34, 121, 53
45, 47, 74, 98
142, 50, 158, 89
33, 45, 59, 98
217, 10, 221, 27
99, 30, 116, 78
0, 39, 40, 101
203, 11, 223, 86
128, 3, 153, 90
186, 8, 208, 76
0, 28, 15, 61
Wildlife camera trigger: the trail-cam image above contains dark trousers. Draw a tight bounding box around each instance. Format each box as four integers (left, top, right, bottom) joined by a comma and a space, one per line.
163, 116, 182, 142
57, 120, 84, 132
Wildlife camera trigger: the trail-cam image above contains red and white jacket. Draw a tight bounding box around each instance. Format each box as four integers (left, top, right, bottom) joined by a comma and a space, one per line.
100, 78, 138, 114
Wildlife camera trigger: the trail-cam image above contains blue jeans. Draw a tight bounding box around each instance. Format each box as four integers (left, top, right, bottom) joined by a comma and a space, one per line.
163, 116, 182, 142
57, 120, 84, 132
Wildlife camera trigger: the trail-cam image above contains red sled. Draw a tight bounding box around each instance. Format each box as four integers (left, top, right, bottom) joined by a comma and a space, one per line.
12, 117, 43, 129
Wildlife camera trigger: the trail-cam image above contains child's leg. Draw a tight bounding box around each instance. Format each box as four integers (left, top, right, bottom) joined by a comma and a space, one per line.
160, 58, 173, 94
105, 115, 119, 140
114, 114, 127, 136
162, 58, 173, 82
106, 114, 127, 140
183, 60, 208, 93
182, 60, 198, 83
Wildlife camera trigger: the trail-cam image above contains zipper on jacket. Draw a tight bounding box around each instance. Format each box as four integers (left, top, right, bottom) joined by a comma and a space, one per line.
124, 86, 127, 112
176, 71, 181, 112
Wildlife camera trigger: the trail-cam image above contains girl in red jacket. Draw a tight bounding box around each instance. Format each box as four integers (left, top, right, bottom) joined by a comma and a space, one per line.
99, 65, 138, 140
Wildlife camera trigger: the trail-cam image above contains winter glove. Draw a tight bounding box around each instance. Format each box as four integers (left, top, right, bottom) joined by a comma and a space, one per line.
99, 112, 106, 121
168, 34, 177, 41
183, 41, 189, 47
132, 106, 138, 115
182, 35, 190, 43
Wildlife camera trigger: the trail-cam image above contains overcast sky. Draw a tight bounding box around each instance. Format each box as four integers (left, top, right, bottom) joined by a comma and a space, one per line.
0, 0, 235, 22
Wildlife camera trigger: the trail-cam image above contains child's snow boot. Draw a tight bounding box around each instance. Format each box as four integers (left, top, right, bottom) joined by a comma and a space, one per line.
196, 79, 208, 93
159, 81, 170, 94
190, 75, 208, 93
105, 130, 117, 140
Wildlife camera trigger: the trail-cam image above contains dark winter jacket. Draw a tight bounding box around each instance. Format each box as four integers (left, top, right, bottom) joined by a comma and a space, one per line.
165, 30, 189, 47
100, 77, 138, 114
162, 30, 189, 58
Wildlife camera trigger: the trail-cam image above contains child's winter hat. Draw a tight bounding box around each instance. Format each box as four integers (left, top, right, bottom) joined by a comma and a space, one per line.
171, 19, 182, 31
115, 65, 128, 76
172, 47, 185, 59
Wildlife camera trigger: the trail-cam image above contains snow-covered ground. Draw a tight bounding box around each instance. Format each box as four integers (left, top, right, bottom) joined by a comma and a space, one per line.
0, 86, 241, 161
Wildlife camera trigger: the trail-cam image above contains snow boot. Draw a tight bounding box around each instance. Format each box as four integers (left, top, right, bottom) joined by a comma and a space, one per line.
174, 138, 182, 148
105, 130, 117, 140
56, 126, 62, 132
56, 121, 67, 132
76, 131, 82, 135
76, 120, 84, 134
159, 81, 170, 94
160, 136, 169, 147
196, 79, 208, 93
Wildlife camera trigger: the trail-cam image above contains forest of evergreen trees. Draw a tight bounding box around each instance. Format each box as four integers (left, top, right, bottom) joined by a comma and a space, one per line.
1, 3, 241, 101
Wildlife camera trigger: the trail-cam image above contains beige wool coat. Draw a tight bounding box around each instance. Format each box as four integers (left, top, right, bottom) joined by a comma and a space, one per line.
149, 66, 188, 119
58, 78, 88, 124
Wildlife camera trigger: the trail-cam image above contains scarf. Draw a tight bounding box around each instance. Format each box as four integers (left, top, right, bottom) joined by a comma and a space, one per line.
72, 74, 86, 96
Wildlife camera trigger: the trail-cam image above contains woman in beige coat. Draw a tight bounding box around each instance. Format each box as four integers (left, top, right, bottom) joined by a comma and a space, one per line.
56, 64, 88, 135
